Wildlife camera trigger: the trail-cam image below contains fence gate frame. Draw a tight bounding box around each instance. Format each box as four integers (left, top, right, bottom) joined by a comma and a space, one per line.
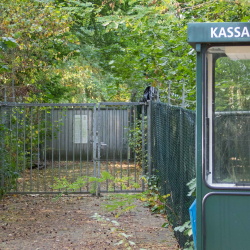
0, 102, 97, 194
1, 101, 149, 195
95, 102, 147, 195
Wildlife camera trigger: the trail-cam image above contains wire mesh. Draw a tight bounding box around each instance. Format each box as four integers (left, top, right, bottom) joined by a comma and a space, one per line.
151, 102, 196, 248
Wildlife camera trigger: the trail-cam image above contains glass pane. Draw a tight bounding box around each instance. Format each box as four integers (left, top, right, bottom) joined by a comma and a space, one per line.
208, 46, 250, 186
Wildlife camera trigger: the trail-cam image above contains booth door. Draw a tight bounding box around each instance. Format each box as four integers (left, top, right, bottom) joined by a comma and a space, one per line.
204, 46, 250, 249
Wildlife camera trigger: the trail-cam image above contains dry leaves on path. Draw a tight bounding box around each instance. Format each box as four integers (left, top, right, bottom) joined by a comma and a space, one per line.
0, 194, 180, 250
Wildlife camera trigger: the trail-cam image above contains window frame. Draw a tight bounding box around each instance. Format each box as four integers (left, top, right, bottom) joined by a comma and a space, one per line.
203, 44, 250, 190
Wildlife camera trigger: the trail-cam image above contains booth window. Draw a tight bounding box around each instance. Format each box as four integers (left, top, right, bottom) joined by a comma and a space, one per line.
205, 46, 250, 188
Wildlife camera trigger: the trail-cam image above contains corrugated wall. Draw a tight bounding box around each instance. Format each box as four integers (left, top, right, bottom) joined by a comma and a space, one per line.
46, 108, 129, 161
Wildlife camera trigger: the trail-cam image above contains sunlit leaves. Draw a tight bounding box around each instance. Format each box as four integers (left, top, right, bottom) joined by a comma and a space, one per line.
0, 0, 78, 102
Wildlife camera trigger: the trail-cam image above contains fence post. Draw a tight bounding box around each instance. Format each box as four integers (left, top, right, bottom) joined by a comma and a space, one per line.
93, 104, 97, 184
147, 100, 152, 176
96, 103, 101, 197
142, 104, 145, 191
0, 105, 4, 189
4, 86, 7, 102
12, 72, 15, 103
179, 98, 185, 235
182, 79, 185, 108
157, 81, 160, 102
168, 81, 171, 105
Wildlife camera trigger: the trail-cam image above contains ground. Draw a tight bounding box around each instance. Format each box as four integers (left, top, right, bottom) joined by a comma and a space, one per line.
0, 194, 180, 250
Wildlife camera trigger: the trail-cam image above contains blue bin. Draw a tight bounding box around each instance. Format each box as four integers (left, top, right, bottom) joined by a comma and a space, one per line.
189, 199, 197, 250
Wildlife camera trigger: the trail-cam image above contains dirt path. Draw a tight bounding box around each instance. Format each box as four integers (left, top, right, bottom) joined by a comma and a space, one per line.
0, 194, 180, 250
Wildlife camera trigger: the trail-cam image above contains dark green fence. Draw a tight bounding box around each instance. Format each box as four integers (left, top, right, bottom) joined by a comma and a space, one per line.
151, 102, 196, 248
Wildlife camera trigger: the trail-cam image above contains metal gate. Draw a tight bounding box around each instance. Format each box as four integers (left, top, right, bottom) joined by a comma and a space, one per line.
96, 102, 146, 194
0, 102, 147, 194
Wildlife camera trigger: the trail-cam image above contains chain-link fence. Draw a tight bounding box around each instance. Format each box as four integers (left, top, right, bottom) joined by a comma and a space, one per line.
151, 102, 196, 248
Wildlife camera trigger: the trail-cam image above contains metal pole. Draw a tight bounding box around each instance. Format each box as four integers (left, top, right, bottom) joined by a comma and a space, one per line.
134, 106, 137, 188
51, 107, 54, 190
127, 107, 130, 187
93, 104, 97, 180
87, 106, 89, 191
80, 106, 82, 179
80, 106, 82, 192
58, 108, 61, 187
37, 108, 40, 191
30, 107, 33, 192
120, 106, 123, 190
168, 81, 171, 105
16, 107, 19, 191
106, 106, 109, 191
113, 107, 116, 191
73, 106, 75, 182
182, 79, 185, 108
12, 68, 15, 103
97, 103, 101, 196
142, 105, 145, 191
66, 106, 68, 181
147, 100, 152, 176
157, 81, 160, 102
22, 107, 26, 192
1, 106, 5, 189
4, 86, 7, 102
179, 106, 185, 226
44, 108, 47, 192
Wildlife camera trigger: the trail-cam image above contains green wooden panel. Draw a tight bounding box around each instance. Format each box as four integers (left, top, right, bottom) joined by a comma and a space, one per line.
205, 194, 250, 250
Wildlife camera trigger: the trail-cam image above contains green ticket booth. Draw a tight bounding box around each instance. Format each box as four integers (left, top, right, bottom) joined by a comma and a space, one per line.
188, 23, 250, 250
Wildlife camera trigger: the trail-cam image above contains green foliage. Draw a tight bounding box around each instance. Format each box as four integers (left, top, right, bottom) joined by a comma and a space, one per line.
1, 0, 250, 103
0, 0, 78, 102
126, 114, 147, 167
2, 0, 249, 103
0, 125, 19, 198
143, 174, 159, 192
53, 170, 140, 198
90, 212, 138, 249
55, 0, 250, 105
0, 106, 63, 198
0, 37, 18, 74
174, 177, 197, 249
187, 178, 196, 197
175, 220, 192, 235
174, 220, 195, 250
103, 193, 140, 218
139, 175, 171, 215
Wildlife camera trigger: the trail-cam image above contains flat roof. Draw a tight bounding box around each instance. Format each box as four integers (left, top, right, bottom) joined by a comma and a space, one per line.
188, 22, 250, 47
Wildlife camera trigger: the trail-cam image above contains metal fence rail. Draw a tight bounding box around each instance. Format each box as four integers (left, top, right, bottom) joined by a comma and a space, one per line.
96, 102, 146, 194
0, 103, 97, 194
